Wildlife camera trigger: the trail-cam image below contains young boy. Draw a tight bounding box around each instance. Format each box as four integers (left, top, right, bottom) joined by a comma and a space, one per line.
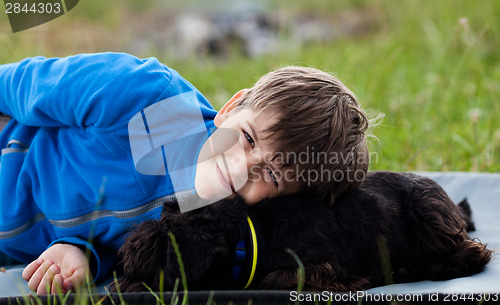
0, 53, 369, 294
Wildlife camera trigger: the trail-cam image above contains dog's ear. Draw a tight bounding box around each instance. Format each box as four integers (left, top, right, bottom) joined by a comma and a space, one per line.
161, 196, 247, 290
260, 262, 371, 292
113, 219, 171, 292
114, 197, 244, 292
165, 226, 233, 290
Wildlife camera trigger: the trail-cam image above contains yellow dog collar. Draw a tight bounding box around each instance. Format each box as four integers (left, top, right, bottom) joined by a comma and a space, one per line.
243, 215, 258, 289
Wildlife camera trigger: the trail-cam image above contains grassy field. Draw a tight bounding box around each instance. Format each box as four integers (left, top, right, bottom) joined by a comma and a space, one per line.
0, 0, 498, 173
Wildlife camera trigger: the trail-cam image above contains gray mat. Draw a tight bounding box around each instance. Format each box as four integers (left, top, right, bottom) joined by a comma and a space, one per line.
368, 171, 500, 295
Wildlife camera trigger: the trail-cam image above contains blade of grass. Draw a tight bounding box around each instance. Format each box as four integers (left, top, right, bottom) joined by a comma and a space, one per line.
61, 291, 71, 305
286, 248, 305, 305
87, 272, 98, 305
142, 282, 162, 305
376, 236, 394, 286
205, 291, 215, 305
170, 279, 179, 305
103, 286, 117, 305
357, 294, 364, 305
112, 271, 127, 305
167, 232, 188, 305
326, 294, 333, 305
96, 295, 108, 305
46, 285, 51, 305
159, 270, 165, 305
172, 295, 179, 305
53, 278, 66, 305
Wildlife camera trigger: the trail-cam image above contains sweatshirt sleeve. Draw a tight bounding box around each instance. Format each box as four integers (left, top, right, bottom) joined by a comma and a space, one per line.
0, 53, 172, 129
48, 237, 117, 283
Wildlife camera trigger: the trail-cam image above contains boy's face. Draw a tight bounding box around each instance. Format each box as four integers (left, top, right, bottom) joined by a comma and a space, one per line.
195, 93, 301, 205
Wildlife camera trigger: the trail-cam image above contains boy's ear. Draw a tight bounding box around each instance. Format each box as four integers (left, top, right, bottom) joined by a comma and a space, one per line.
214, 89, 248, 127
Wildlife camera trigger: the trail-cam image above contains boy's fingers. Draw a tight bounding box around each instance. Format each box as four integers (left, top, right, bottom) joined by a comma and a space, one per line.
51, 274, 64, 294
63, 279, 73, 293
22, 258, 44, 281
63, 268, 87, 292
35, 263, 59, 295
27, 260, 53, 292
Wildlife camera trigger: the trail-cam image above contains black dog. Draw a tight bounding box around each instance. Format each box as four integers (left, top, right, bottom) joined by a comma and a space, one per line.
112, 171, 492, 292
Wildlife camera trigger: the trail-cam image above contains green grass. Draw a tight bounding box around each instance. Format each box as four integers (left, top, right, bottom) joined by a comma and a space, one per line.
1, 0, 498, 173
168, 0, 500, 173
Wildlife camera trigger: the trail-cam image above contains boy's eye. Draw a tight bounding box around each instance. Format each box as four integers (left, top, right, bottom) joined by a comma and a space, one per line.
243, 130, 255, 148
267, 168, 279, 187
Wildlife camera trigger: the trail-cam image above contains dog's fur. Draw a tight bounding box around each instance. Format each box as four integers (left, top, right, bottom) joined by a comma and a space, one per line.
111, 171, 492, 292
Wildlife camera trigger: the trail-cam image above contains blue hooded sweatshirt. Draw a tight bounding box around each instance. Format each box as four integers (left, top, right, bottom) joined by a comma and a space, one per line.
0, 53, 217, 281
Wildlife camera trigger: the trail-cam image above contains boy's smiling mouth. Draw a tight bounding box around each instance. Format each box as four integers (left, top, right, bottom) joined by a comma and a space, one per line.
216, 159, 235, 193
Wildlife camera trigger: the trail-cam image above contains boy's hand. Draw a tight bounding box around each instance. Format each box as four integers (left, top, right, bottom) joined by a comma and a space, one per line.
22, 243, 91, 295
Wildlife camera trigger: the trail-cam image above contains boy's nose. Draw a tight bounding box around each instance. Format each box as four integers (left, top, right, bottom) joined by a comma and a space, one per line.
225, 146, 249, 177
229, 147, 264, 179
